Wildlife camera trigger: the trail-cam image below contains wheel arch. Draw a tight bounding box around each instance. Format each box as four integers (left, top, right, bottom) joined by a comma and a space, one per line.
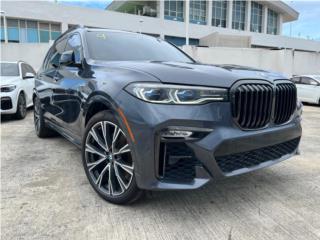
84, 92, 118, 127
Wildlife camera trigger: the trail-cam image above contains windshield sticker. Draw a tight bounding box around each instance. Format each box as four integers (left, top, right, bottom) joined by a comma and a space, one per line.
96, 33, 106, 40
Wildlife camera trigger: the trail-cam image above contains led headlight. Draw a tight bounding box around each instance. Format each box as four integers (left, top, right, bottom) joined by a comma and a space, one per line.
0, 84, 16, 92
125, 83, 228, 104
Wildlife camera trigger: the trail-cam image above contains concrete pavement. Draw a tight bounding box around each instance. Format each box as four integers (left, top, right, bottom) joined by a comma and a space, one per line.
1, 105, 320, 240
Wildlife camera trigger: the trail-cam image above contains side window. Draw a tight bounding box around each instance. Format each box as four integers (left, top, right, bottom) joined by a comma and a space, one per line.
301, 77, 318, 85
292, 77, 300, 83
65, 34, 82, 64
21, 63, 36, 78
25, 64, 36, 75
45, 38, 67, 70
21, 63, 27, 77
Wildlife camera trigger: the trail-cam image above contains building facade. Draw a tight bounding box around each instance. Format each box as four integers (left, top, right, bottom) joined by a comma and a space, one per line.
1, 1, 320, 70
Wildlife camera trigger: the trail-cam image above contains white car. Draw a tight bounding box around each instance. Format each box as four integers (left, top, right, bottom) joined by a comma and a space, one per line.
292, 75, 320, 105
0, 61, 35, 119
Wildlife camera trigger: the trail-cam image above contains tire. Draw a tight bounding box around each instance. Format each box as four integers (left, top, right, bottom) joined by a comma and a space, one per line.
33, 96, 57, 138
15, 93, 27, 119
82, 110, 143, 204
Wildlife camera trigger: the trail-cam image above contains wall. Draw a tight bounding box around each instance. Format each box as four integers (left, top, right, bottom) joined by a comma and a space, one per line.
1, 42, 319, 76
182, 46, 320, 77
0, 43, 51, 70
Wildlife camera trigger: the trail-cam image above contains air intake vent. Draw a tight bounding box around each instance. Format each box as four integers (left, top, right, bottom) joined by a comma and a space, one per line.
231, 83, 274, 129
274, 83, 297, 125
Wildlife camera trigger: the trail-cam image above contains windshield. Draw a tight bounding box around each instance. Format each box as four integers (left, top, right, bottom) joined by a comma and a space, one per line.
0, 63, 19, 76
85, 31, 194, 63
312, 76, 320, 81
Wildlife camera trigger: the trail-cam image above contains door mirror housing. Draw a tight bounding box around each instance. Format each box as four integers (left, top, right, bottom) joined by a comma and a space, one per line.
23, 72, 35, 79
60, 50, 82, 68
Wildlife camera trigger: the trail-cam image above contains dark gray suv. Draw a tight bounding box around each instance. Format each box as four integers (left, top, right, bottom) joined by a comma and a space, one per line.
34, 27, 302, 204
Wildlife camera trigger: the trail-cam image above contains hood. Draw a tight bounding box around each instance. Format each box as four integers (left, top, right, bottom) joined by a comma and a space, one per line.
92, 61, 287, 88
1, 76, 21, 86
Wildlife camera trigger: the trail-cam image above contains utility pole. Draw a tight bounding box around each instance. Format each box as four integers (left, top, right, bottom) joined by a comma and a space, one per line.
185, 0, 190, 45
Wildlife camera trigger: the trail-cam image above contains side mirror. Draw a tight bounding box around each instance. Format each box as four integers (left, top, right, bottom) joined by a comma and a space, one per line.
23, 72, 35, 79
60, 50, 82, 68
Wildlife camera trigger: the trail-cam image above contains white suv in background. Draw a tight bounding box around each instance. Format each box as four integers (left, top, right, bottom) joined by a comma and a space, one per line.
0, 61, 35, 119
292, 75, 320, 105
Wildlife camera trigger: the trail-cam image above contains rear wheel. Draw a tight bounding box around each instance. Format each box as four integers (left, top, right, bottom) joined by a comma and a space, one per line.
15, 93, 27, 119
82, 111, 143, 204
34, 96, 57, 138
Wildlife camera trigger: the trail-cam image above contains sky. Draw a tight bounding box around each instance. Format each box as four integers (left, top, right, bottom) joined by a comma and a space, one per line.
59, 0, 320, 41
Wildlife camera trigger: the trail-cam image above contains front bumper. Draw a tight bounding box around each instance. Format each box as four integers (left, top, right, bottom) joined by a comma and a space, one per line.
0, 90, 18, 114
116, 92, 302, 190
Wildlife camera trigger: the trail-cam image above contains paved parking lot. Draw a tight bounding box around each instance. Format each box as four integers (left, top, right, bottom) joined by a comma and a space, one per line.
1, 105, 320, 240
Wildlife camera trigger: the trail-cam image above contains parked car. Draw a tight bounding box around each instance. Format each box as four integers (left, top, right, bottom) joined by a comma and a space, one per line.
34, 27, 302, 204
0, 61, 35, 119
291, 75, 320, 105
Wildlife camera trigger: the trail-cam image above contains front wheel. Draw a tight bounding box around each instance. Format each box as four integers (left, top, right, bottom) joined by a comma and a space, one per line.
82, 111, 143, 204
15, 93, 27, 119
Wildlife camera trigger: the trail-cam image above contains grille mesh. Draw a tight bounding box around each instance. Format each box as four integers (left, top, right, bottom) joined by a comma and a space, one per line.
274, 83, 297, 124
1, 97, 13, 110
232, 83, 274, 129
215, 137, 300, 173
160, 142, 201, 182
232, 82, 297, 129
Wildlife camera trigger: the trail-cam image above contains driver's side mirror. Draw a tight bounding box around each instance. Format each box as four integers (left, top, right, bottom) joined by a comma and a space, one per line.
60, 50, 82, 68
23, 72, 35, 79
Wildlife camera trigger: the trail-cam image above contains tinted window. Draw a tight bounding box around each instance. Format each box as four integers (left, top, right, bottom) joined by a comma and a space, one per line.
301, 77, 318, 85
65, 34, 82, 63
0, 63, 19, 76
85, 31, 193, 63
292, 77, 300, 83
21, 63, 35, 77
45, 38, 67, 70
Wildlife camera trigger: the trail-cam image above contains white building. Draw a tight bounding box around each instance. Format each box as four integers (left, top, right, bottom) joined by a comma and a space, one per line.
1, 0, 320, 72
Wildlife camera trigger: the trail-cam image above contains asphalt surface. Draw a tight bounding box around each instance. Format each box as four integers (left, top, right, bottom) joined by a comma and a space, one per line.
1, 105, 320, 240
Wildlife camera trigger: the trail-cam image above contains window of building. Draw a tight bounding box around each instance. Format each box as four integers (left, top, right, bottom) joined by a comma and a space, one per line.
3, 18, 61, 43
7, 19, 19, 42
51, 23, 61, 40
39, 22, 50, 43
267, 9, 278, 35
164, 0, 184, 22
0, 17, 5, 41
165, 35, 199, 46
189, 0, 206, 25
232, 1, 246, 30
212, 0, 227, 28
26, 20, 38, 43
250, 1, 263, 33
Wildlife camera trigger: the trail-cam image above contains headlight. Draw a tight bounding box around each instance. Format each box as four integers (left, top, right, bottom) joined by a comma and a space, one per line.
125, 83, 229, 104
0, 84, 16, 92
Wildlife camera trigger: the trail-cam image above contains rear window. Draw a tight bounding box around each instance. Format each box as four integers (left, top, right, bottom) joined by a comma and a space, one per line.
0, 63, 19, 76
